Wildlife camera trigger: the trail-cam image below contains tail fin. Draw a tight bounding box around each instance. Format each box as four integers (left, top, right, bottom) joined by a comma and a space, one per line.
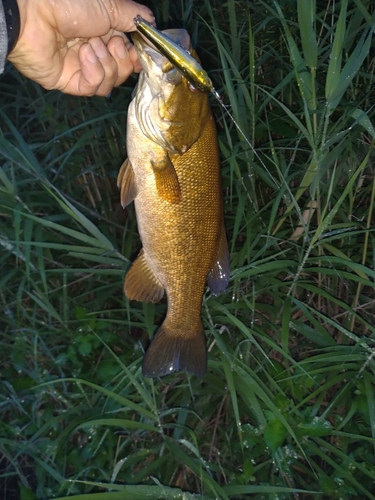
142, 322, 206, 378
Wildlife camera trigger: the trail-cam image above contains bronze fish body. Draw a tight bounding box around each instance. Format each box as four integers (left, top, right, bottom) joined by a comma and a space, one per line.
117, 29, 230, 377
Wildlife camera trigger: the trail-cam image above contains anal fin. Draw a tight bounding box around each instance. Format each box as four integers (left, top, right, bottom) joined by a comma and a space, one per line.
117, 158, 138, 208
151, 154, 181, 203
125, 249, 164, 303
142, 320, 206, 378
207, 223, 230, 296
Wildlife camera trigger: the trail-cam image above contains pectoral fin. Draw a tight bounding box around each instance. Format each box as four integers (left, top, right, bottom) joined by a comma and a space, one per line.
125, 249, 164, 303
117, 158, 138, 208
151, 154, 181, 203
207, 224, 230, 296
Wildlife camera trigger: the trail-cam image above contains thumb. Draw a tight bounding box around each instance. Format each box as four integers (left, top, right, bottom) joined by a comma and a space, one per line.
105, 0, 155, 32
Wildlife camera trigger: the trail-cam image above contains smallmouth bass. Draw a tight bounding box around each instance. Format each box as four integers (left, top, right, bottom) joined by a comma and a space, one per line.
117, 28, 229, 378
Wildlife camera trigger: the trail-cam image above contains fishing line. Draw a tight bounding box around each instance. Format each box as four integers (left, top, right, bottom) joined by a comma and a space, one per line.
134, 16, 280, 187
211, 88, 280, 189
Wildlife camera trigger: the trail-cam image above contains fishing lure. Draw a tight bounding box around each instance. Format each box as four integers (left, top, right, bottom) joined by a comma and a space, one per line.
133, 15, 213, 93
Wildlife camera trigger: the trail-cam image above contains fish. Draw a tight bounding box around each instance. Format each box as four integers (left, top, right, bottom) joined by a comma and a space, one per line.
117, 28, 230, 378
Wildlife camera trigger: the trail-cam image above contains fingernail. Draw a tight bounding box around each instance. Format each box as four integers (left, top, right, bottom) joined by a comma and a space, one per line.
91, 40, 108, 59
115, 41, 128, 60
86, 45, 98, 64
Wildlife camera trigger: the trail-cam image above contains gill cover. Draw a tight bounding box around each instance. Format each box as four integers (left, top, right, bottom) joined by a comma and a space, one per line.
132, 30, 206, 154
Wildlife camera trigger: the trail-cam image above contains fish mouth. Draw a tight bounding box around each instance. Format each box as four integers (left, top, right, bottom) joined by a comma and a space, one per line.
131, 29, 191, 75
131, 31, 165, 70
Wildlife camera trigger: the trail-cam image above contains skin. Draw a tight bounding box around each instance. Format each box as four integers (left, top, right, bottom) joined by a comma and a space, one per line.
7, 0, 154, 96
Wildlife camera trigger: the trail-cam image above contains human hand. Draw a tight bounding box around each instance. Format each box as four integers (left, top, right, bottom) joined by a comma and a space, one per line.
7, 0, 154, 96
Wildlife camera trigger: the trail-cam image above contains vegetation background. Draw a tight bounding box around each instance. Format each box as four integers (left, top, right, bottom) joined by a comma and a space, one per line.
1, 0, 375, 498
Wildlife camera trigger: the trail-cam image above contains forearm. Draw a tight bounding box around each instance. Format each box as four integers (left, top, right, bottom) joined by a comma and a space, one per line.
0, 2, 7, 73
0, 0, 20, 74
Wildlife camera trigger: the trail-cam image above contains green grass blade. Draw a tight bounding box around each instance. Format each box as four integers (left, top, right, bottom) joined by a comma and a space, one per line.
297, 0, 317, 70
325, 0, 348, 102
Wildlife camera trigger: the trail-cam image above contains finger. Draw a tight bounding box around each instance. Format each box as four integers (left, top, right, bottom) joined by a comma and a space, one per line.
64, 38, 118, 96
59, 42, 105, 96
106, 0, 155, 32
59, 39, 117, 96
126, 42, 142, 73
110, 31, 143, 73
107, 35, 141, 87
88, 37, 118, 96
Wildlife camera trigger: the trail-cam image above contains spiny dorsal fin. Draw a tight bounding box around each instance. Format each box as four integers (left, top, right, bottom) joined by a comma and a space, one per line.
151, 154, 181, 203
117, 158, 138, 208
207, 224, 230, 296
125, 249, 164, 303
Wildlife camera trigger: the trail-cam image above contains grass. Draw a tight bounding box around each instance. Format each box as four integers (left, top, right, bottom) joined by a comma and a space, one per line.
1, 0, 375, 498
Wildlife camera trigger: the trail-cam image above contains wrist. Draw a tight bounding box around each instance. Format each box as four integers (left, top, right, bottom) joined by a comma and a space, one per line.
3, 0, 20, 54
